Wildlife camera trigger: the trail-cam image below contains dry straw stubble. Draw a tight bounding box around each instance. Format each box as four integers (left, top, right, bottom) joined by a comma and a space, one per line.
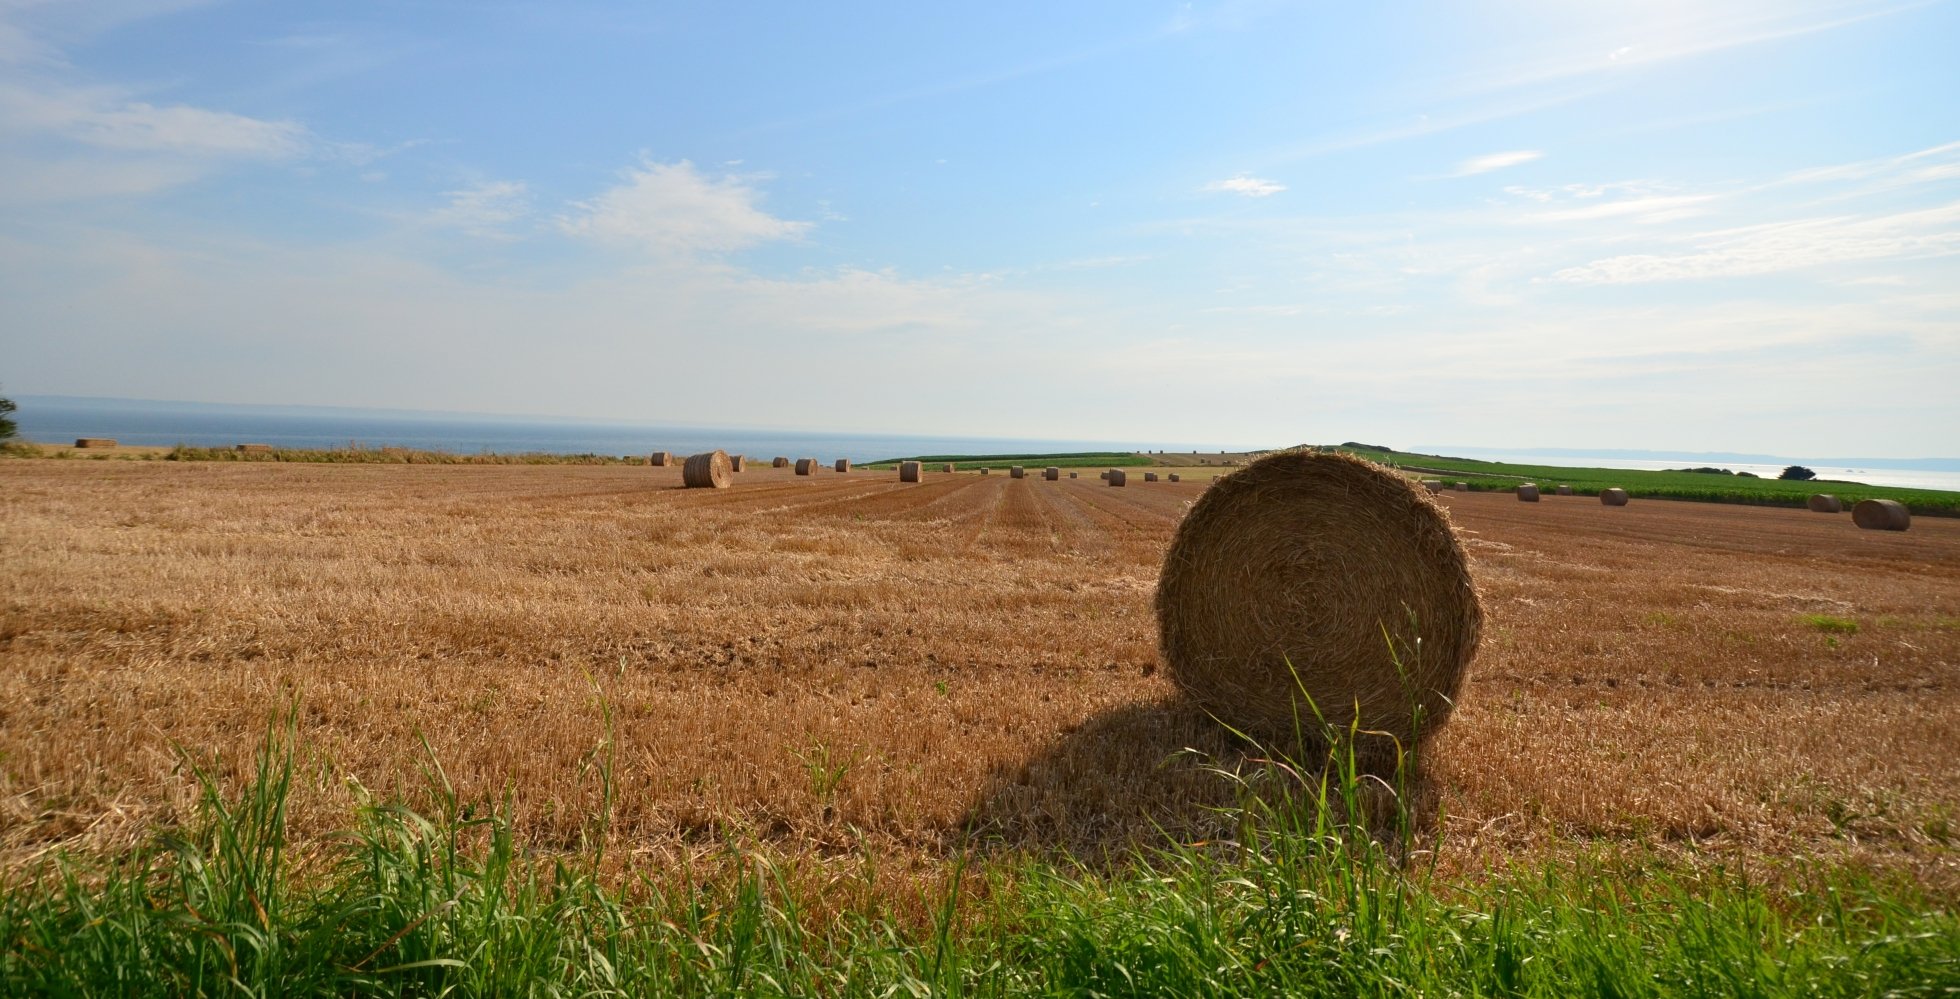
1155, 449, 1482, 766
682, 450, 733, 489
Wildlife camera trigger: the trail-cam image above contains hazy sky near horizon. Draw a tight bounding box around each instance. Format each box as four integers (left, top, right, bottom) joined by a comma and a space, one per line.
2, 1, 1957, 455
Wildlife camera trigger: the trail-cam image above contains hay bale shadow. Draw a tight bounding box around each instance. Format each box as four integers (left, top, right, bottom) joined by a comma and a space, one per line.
960, 695, 1441, 868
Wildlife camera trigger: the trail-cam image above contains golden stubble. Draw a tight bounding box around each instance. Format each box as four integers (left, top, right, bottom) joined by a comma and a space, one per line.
2, 460, 1957, 893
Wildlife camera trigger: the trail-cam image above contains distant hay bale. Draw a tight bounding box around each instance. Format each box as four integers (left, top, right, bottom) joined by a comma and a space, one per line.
682, 450, 733, 489
1108, 469, 1127, 486
942, 463, 956, 473
772, 457, 790, 468
649, 451, 672, 466
1556, 485, 1573, 496
899, 460, 922, 483
1011, 466, 1025, 479
1144, 472, 1159, 482
1453, 482, 1468, 491
1156, 449, 1481, 765
235, 444, 272, 454
1099, 470, 1110, 480
730, 455, 746, 472
795, 458, 818, 476
1168, 473, 1180, 482
1600, 488, 1629, 506
835, 458, 851, 473
1420, 479, 1442, 493
1517, 484, 1540, 502
73, 438, 116, 449
1853, 498, 1910, 531
1068, 472, 1078, 478
1808, 494, 1842, 513
1044, 466, 1060, 480
980, 467, 991, 475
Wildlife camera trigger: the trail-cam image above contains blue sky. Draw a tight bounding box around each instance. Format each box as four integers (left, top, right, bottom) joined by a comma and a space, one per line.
2, 1, 1956, 455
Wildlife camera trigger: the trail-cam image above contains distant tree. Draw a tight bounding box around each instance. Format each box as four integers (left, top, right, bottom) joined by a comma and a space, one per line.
1779, 464, 1817, 481
0, 395, 15, 442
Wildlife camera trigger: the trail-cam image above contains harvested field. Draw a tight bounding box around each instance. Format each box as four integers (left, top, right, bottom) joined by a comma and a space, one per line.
2, 461, 1957, 893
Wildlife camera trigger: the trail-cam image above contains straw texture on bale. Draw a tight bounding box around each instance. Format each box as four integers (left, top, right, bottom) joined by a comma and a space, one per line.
73, 438, 116, 448
681, 450, 732, 489
1156, 449, 1482, 765
794, 458, 818, 476
772, 457, 790, 468
834, 459, 851, 473
1168, 473, 1180, 482
1601, 488, 1629, 507
730, 455, 746, 472
1144, 472, 1159, 482
649, 451, 672, 467
1107, 469, 1127, 486
1011, 466, 1025, 479
1454, 482, 1468, 491
1517, 484, 1540, 502
1044, 467, 1060, 480
1853, 498, 1910, 531
942, 463, 956, 473
1556, 485, 1574, 496
1808, 494, 1842, 513
898, 461, 922, 483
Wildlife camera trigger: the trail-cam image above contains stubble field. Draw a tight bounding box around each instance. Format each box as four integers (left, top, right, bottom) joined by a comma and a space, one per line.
3, 459, 1957, 895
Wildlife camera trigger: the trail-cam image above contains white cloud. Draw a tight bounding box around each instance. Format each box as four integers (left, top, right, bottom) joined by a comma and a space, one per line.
0, 83, 307, 157
1452, 149, 1542, 176
429, 180, 531, 239
1203, 175, 1286, 197
559, 159, 810, 254
1551, 202, 1960, 284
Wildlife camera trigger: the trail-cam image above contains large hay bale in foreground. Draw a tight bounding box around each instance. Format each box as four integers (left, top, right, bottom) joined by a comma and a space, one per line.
682, 450, 732, 489
74, 438, 116, 449
1808, 494, 1842, 513
1517, 484, 1540, 502
1044, 466, 1060, 480
1600, 488, 1629, 507
1010, 466, 1025, 479
1107, 469, 1127, 486
1853, 498, 1910, 531
649, 451, 672, 466
1556, 485, 1573, 496
1156, 449, 1481, 763
772, 457, 790, 468
834, 458, 851, 473
794, 458, 818, 476
730, 455, 746, 472
899, 460, 922, 483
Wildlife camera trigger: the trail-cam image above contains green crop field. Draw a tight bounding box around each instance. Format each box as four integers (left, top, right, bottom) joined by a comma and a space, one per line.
863, 451, 1150, 470
1334, 445, 1960, 517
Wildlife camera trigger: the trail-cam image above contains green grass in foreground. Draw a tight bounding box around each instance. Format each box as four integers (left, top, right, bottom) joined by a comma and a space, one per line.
5, 718, 1954, 997
1336, 445, 1960, 517
863, 451, 1150, 470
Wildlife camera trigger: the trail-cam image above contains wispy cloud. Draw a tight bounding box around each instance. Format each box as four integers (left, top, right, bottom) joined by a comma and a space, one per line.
558, 159, 810, 255
429, 181, 531, 240
0, 83, 307, 157
1551, 202, 1960, 284
1204, 175, 1286, 197
1452, 149, 1542, 176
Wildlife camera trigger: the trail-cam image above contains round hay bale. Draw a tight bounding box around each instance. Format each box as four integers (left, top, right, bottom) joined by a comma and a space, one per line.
772, 457, 790, 469
1600, 488, 1629, 507
649, 451, 672, 467
1555, 485, 1573, 496
835, 458, 851, 473
682, 450, 732, 489
1420, 480, 1442, 493
1044, 466, 1060, 480
1010, 466, 1025, 479
1155, 449, 1481, 764
942, 463, 956, 473
980, 467, 991, 475
1144, 472, 1159, 482
899, 460, 922, 483
1517, 484, 1540, 502
1453, 482, 1468, 491
1808, 494, 1842, 513
1852, 498, 1910, 531
1107, 469, 1127, 486
1099, 470, 1110, 480
1168, 473, 1181, 483
1068, 472, 1078, 479
730, 455, 747, 472
795, 458, 818, 476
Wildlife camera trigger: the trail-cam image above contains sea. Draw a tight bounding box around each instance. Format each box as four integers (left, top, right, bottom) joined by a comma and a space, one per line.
1412, 447, 1960, 494
11, 395, 1234, 465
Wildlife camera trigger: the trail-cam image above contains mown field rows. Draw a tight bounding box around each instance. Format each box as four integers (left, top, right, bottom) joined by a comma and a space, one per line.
2, 460, 1956, 894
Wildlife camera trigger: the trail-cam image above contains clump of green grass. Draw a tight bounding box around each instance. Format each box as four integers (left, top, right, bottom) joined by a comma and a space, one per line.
1801, 614, 1861, 635
5, 713, 1956, 996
